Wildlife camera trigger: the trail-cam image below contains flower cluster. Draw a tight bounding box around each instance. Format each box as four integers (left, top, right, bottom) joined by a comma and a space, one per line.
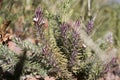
59, 22, 69, 39
87, 19, 94, 34
33, 7, 45, 39
33, 7, 44, 26
33, 7, 59, 74
69, 20, 80, 67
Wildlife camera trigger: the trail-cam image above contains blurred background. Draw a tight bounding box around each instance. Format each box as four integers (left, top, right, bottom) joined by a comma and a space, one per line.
0, 0, 120, 46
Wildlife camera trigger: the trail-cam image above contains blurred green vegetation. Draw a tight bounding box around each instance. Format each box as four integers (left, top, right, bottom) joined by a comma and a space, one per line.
0, 0, 120, 47
0, 0, 120, 80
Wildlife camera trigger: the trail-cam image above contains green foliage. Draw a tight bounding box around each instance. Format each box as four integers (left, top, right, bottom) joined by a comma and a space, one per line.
0, 44, 18, 71
22, 61, 47, 76
0, 0, 120, 80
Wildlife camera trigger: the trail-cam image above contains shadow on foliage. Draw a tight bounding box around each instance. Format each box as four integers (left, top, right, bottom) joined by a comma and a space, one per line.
2, 50, 27, 80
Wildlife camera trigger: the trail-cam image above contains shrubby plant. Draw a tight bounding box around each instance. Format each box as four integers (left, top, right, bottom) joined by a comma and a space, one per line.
0, 0, 120, 80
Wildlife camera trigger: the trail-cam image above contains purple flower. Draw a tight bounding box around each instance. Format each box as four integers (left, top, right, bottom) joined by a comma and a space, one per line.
33, 7, 45, 39
60, 23, 69, 39
87, 19, 94, 34
33, 7, 44, 27
69, 20, 80, 67
72, 20, 80, 47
